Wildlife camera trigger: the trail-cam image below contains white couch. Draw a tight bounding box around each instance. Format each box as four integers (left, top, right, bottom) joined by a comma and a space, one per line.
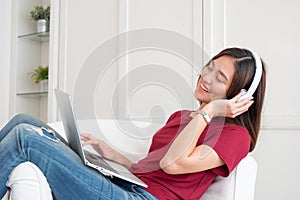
3, 119, 257, 200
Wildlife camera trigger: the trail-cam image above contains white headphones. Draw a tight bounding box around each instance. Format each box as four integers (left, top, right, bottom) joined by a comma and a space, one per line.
236, 48, 263, 102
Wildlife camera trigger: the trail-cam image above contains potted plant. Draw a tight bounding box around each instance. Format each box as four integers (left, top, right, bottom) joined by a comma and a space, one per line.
30, 5, 50, 33
29, 65, 49, 92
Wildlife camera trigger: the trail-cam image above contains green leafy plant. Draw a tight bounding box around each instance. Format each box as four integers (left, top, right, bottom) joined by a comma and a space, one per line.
29, 66, 49, 83
30, 5, 50, 21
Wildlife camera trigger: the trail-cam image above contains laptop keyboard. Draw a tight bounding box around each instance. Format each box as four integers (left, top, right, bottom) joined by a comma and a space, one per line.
84, 150, 119, 174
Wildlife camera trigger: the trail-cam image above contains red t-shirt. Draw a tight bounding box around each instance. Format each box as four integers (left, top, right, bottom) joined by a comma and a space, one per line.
130, 110, 250, 200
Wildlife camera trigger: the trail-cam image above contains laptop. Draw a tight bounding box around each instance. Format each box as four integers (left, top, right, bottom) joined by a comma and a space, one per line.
54, 89, 147, 188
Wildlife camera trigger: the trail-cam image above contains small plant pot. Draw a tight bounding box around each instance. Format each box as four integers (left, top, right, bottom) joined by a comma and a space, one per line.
37, 19, 49, 33
39, 79, 48, 92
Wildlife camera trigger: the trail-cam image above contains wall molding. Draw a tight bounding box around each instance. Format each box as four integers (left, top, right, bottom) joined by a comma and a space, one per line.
48, 0, 62, 122
202, 0, 226, 57
128, 115, 300, 131
118, 0, 129, 119
262, 115, 300, 130
118, 0, 204, 119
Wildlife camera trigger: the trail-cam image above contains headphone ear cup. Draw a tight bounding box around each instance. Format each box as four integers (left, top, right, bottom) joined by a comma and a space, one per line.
236, 89, 249, 102
241, 89, 247, 95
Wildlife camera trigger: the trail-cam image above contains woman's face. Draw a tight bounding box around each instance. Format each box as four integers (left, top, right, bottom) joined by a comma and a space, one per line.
194, 55, 236, 104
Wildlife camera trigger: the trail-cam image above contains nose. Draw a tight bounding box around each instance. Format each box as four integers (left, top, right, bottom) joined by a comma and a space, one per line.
202, 71, 213, 85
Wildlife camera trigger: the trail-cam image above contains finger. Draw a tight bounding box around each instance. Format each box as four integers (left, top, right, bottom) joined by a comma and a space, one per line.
233, 96, 254, 108
81, 134, 97, 142
80, 133, 89, 139
82, 140, 99, 146
231, 90, 247, 102
233, 100, 254, 117
246, 100, 254, 108
237, 97, 253, 107
80, 135, 89, 142
80, 137, 90, 143
80, 133, 92, 137
80, 133, 96, 140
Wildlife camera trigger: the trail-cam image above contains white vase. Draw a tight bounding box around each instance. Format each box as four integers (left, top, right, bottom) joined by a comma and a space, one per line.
39, 80, 48, 92
37, 19, 49, 33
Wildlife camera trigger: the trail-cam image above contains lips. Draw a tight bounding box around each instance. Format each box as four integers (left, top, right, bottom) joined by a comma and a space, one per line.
200, 83, 210, 93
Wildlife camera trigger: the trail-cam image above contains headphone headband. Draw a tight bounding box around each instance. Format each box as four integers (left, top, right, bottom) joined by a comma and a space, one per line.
237, 48, 263, 102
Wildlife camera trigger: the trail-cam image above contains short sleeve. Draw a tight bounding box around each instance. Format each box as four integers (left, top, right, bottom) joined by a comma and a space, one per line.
164, 110, 182, 124
202, 123, 251, 177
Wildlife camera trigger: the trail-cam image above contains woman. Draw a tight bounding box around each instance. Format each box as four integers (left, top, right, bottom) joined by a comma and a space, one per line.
0, 47, 266, 200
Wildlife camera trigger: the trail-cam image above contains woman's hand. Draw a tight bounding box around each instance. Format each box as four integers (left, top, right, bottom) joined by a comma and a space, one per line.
203, 91, 254, 118
80, 133, 117, 161
80, 133, 133, 169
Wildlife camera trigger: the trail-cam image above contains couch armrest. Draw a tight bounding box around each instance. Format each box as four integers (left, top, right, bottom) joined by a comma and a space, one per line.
5, 162, 53, 200
234, 155, 257, 200
201, 155, 257, 200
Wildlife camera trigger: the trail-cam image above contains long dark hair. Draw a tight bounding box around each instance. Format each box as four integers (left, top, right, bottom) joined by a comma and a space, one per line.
211, 47, 266, 152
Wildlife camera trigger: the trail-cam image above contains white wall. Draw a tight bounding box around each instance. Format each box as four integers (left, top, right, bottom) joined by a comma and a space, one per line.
117, 0, 201, 122
57, 0, 119, 120
252, 130, 300, 199
0, 0, 12, 128
221, 0, 300, 199
224, 0, 300, 120
58, 0, 202, 123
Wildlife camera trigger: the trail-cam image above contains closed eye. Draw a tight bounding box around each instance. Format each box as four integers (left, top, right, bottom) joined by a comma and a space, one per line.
212, 60, 229, 83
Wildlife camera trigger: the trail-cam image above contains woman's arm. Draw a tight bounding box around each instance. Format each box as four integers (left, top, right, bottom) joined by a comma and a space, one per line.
160, 93, 254, 174
80, 133, 133, 170
159, 112, 223, 174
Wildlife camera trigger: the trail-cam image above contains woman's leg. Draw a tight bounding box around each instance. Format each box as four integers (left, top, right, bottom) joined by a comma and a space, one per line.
0, 123, 156, 200
0, 113, 67, 145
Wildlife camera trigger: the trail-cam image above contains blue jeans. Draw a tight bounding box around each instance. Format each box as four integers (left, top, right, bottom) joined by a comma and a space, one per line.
0, 114, 157, 200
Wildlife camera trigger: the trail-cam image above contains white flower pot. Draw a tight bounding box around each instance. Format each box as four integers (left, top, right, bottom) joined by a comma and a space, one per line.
37, 19, 49, 33
39, 80, 48, 92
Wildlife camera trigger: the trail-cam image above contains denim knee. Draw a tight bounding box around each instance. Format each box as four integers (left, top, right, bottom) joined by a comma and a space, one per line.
11, 113, 35, 123
15, 124, 59, 143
